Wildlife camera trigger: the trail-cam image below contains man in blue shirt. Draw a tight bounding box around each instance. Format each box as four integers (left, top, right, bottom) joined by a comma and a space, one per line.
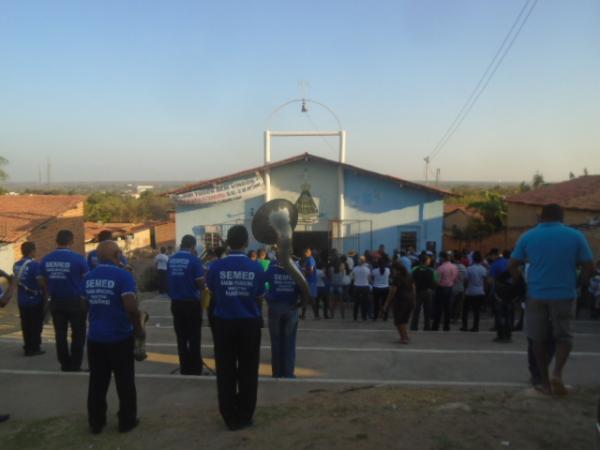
264, 261, 300, 378
39, 230, 89, 372
85, 240, 144, 434
87, 230, 129, 271
207, 225, 266, 431
300, 248, 318, 319
13, 242, 45, 356
167, 235, 205, 375
510, 204, 594, 396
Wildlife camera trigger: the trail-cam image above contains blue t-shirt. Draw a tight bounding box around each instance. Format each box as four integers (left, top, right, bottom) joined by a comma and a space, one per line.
85, 263, 137, 343
265, 262, 300, 307
41, 249, 88, 300
490, 257, 509, 279
512, 222, 594, 300
207, 251, 266, 319
304, 256, 317, 284
13, 258, 43, 307
87, 249, 128, 271
167, 251, 205, 301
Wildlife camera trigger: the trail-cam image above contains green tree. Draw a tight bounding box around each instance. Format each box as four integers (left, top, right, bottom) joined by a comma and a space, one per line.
569, 171, 575, 180
0, 156, 8, 182
468, 191, 507, 231
583, 167, 589, 176
532, 172, 545, 189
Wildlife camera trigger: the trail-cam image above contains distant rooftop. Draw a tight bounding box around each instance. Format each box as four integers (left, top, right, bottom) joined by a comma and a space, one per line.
507, 175, 600, 212
0, 195, 86, 243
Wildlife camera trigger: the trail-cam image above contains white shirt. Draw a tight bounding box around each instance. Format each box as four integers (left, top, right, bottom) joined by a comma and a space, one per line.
316, 269, 326, 288
466, 264, 487, 296
352, 264, 371, 287
154, 253, 169, 271
371, 267, 390, 288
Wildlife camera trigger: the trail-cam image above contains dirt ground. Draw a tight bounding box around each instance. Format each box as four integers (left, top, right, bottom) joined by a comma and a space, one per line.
0, 385, 597, 450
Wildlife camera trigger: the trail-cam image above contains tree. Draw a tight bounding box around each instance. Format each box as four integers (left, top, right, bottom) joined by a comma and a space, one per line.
0, 156, 8, 182
532, 172, 545, 189
468, 191, 507, 231
569, 171, 575, 180
518, 181, 531, 193
583, 168, 589, 176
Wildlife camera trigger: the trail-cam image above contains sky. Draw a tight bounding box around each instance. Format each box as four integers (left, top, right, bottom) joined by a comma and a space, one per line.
1, 0, 599, 184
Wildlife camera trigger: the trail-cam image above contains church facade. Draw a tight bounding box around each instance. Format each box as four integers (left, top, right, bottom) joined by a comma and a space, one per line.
171, 153, 447, 256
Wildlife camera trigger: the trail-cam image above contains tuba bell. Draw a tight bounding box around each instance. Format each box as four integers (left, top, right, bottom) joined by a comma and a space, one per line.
251, 199, 312, 307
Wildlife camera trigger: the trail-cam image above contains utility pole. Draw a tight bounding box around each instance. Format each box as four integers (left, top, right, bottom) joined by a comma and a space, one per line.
435, 168, 440, 186
424, 157, 430, 184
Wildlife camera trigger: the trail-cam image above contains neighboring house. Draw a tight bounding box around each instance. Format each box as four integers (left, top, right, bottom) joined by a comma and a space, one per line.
443, 204, 482, 232
0, 195, 86, 272
507, 175, 600, 256
85, 222, 152, 255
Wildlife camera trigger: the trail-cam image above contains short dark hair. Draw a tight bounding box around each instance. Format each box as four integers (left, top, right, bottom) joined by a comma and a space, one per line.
56, 230, 74, 246
98, 230, 113, 242
21, 241, 36, 256
473, 251, 483, 263
160, 247, 166, 253
540, 203, 564, 222
180, 235, 197, 250
227, 225, 248, 250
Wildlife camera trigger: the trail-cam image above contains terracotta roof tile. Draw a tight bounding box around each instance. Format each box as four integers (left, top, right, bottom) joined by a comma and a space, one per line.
507, 175, 600, 212
0, 195, 86, 243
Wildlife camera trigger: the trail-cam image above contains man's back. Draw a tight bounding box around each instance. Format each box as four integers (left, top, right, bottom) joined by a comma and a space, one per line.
207, 252, 265, 319
513, 223, 593, 300
41, 249, 88, 300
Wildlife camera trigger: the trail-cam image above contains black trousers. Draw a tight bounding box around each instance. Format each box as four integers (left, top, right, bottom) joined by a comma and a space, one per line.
372, 287, 389, 321
432, 286, 453, 331
87, 337, 137, 429
157, 270, 168, 294
19, 303, 44, 353
50, 300, 87, 370
353, 286, 370, 320
171, 300, 203, 374
494, 299, 515, 340
213, 317, 262, 428
462, 295, 485, 331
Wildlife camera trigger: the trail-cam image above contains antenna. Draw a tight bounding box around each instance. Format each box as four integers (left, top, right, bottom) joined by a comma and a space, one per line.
38, 166, 42, 185
46, 157, 51, 186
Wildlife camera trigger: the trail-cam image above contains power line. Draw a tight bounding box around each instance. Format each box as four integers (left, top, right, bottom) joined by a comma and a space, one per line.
426, 0, 538, 164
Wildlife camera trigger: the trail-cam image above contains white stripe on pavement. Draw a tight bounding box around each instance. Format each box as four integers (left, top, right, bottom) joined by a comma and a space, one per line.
2, 338, 597, 357
0, 368, 528, 388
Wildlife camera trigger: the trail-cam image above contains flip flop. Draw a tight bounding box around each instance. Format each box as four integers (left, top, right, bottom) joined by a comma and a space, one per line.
550, 378, 568, 397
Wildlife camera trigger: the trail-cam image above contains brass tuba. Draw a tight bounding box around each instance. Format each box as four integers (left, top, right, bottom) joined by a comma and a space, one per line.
252, 199, 312, 307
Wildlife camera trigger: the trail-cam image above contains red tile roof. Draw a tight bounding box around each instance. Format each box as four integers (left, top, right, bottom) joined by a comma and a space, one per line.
169, 152, 451, 197
507, 175, 600, 212
443, 204, 481, 218
0, 195, 86, 243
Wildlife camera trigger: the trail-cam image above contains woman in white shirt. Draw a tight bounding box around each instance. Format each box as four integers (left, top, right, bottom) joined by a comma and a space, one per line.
352, 256, 372, 321
329, 256, 351, 319
371, 259, 390, 321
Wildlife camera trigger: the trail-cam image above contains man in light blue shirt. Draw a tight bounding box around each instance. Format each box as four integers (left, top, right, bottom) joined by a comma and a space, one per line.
510, 204, 594, 396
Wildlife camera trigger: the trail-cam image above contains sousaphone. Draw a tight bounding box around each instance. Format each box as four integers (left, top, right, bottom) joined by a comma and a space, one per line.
252, 199, 312, 306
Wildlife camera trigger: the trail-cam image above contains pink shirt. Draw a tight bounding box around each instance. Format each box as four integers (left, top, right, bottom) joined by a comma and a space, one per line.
437, 261, 459, 288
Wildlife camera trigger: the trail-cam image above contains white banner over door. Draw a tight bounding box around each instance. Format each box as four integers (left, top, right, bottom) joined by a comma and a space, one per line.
173, 172, 265, 205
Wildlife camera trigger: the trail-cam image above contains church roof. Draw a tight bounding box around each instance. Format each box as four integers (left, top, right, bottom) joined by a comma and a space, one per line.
170, 152, 450, 197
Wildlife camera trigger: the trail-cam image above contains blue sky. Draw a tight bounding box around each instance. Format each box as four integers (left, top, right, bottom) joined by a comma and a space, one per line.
1, 0, 599, 183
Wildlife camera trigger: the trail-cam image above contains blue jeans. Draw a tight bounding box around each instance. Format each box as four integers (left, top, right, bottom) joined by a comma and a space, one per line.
268, 304, 299, 378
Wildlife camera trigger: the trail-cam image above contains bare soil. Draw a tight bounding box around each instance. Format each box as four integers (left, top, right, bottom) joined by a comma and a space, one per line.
0, 385, 597, 450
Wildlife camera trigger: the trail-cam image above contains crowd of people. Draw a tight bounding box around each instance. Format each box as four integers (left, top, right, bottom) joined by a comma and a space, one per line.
0, 203, 597, 432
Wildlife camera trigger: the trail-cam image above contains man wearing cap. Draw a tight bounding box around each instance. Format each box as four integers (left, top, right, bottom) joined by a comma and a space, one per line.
167, 235, 205, 375
39, 230, 89, 371
85, 240, 144, 434
207, 225, 266, 431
